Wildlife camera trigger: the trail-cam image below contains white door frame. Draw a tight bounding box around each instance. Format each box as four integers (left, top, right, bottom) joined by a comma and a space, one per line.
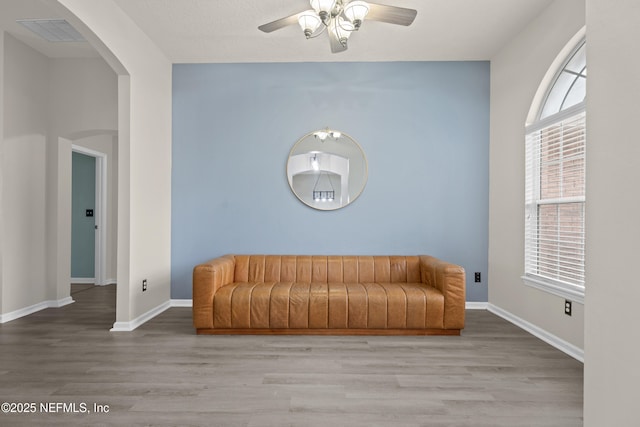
71, 145, 107, 286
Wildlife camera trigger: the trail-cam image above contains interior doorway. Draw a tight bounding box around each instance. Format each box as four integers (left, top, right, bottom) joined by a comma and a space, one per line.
71, 151, 95, 281
71, 145, 107, 286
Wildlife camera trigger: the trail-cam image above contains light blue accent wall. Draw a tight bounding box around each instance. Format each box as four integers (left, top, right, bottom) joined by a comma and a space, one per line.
71, 151, 95, 278
172, 62, 489, 301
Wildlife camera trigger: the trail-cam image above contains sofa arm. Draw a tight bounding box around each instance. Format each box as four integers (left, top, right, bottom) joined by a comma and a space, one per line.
419, 255, 466, 329
193, 255, 236, 329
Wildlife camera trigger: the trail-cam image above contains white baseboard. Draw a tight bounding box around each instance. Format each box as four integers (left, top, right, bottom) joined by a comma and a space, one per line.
487, 303, 584, 362
170, 299, 193, 308
71, 277, 95, 284
50, 296, 74, 308
172, 300, 485, 310
170, 300, 487, 310
466, 301, 488, 310
0, 297, 75, 323
110, 300, 171, 332
72, 278, 116, 286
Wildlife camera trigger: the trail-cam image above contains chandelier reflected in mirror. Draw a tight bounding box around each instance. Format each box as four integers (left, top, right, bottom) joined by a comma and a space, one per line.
311, 128, 339, 202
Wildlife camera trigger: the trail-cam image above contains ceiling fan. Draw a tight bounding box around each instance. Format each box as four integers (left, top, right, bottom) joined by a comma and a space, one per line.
258, 0, 417, 53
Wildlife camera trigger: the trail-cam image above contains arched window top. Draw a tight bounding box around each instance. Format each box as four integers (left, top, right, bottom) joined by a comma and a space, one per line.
524, 36, 587, 302
538, 41, 586, 120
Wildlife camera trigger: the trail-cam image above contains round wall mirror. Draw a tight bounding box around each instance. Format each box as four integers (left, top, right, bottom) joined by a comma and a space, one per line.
286, 128, 368, 211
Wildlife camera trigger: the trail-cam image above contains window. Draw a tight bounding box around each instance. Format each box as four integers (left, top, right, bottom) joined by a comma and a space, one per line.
524, 40, 586, 302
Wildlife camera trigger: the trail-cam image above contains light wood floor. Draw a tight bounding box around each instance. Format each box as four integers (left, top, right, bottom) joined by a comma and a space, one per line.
0, 285, 583, 426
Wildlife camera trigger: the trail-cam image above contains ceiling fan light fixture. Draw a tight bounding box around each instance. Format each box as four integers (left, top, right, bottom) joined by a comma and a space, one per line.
343, 1, 370, 29
298, 10, 322, 38
333, 17, 354, 46
310, 0, 337, 23
258, 1, 417, 54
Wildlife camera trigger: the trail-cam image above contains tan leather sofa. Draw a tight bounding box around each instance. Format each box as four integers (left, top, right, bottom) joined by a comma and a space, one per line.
193, 255, 465, 335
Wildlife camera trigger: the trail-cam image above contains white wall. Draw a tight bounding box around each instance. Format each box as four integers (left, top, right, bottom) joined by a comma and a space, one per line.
50, 136, 72, 302
46, 57, 118, 299
49, 58, 117, 136
584, 1, 640, 425
2, 34, 49, 313
1, 28, 118, 316
0, 0, 170, 327
488, 0, 586, 350
0, 31, 3, 313
49, 57, 118, 287
56, 0, 172, 327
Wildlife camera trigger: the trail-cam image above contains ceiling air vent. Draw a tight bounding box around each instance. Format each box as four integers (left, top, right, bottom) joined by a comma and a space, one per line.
16, 19, 85, 42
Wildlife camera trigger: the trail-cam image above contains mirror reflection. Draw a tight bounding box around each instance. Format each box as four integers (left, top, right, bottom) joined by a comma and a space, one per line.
287, 128, 368, 210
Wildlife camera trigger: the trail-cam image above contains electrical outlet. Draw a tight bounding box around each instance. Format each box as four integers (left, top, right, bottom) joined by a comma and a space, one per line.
474, 272, 481, 283
142, 279, 148, 292
564, 300, 572, 316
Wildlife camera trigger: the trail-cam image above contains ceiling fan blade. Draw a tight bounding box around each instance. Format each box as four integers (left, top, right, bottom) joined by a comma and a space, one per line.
258, 11, 303, 33
328, 21, 348, 53
366, 3, 417, 26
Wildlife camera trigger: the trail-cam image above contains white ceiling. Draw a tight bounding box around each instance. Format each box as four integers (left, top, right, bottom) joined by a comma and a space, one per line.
1, 0, 554, 62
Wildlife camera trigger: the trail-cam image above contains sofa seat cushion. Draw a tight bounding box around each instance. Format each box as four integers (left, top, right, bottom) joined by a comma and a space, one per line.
212, 282, 444, 330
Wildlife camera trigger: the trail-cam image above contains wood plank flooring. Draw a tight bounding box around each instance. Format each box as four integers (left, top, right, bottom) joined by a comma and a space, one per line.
0, 285, 583, 426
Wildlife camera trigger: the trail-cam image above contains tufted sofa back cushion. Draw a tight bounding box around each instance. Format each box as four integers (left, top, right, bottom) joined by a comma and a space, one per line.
233, 255, 422, 284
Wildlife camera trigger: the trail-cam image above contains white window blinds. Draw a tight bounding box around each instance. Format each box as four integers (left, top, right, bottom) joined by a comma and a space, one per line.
525, 111, 586, 289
